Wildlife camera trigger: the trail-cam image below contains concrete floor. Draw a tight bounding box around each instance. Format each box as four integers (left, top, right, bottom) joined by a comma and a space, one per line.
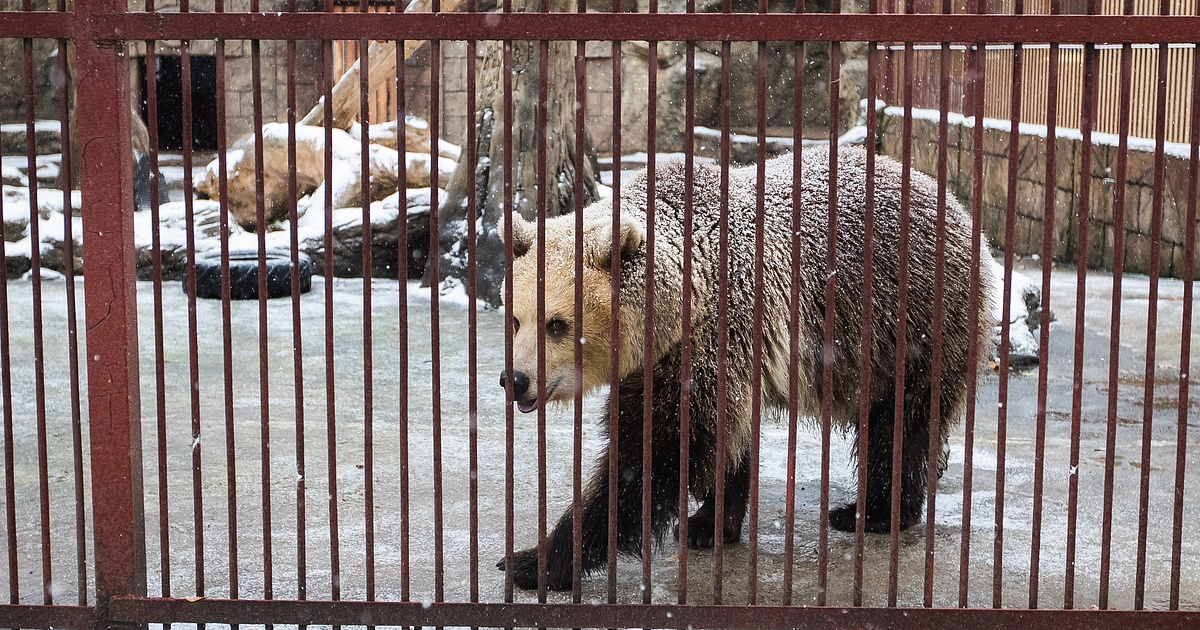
0, 264, 1197, 615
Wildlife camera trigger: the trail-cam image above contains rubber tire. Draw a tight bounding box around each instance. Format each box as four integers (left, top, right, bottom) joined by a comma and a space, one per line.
185, 249, 313, 300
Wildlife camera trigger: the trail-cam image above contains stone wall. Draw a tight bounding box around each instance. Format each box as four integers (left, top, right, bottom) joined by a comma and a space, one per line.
878, 107, 1199, 279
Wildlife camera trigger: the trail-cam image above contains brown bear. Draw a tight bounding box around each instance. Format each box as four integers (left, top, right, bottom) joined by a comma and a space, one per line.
498, 146, 995, 591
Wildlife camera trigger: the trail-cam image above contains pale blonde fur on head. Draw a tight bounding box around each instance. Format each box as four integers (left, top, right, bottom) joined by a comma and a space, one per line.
502, 210, 646, 404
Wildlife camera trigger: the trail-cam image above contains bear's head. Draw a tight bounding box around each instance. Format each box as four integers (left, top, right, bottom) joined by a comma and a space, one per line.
499, 205, 648, 413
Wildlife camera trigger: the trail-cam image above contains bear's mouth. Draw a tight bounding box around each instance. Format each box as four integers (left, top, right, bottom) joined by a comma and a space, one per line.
515, 377, 563, 414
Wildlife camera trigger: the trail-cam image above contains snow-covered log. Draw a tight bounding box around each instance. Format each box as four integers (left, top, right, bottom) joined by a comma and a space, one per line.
194, 122, 455, 231
347, 116, 461, 161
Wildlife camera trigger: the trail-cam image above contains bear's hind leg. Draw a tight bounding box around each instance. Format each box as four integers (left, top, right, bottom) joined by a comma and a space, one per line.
829, 391, 931, 533
682, 455, 750, 548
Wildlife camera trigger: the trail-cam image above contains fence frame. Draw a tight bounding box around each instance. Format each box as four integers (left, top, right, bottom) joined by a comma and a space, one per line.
2, 3, 1200, 629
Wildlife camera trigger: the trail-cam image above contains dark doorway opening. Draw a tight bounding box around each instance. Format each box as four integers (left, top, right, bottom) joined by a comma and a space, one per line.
137, 54, 218, 151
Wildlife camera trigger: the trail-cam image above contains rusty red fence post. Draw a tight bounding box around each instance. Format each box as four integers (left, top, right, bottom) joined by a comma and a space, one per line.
75, 0, 149, 621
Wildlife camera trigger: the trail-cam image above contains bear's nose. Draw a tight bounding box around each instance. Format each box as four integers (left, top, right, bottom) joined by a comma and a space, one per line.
499, 370, 531, 399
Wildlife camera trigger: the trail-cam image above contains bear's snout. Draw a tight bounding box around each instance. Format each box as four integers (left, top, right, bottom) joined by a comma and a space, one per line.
499, 370, 531, 401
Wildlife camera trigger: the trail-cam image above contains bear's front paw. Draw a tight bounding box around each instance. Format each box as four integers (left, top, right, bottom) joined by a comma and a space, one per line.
496, 547, 573, 591
677, 510, 740, 549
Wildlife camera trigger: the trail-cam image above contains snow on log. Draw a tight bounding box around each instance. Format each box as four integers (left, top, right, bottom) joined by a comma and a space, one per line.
346, 116, 461, 161
194, 122, 456, 231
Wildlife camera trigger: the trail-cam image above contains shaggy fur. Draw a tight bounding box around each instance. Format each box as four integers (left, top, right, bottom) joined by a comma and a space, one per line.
499, 146, 996, 591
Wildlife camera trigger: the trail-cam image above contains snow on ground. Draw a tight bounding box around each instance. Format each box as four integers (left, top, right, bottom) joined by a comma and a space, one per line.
1, 269, 1196, 610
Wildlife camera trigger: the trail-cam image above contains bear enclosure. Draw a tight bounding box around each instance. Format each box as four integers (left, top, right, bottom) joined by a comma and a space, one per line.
2, 0, 1200, 629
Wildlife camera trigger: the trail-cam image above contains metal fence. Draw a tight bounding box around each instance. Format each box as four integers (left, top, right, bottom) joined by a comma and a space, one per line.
1, 0, 1200, 629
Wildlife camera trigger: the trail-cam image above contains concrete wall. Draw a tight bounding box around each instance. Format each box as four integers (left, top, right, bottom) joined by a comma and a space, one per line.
879, 108, 1199, 279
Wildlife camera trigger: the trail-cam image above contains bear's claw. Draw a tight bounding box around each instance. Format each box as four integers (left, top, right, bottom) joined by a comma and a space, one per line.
496, 547, 573, 591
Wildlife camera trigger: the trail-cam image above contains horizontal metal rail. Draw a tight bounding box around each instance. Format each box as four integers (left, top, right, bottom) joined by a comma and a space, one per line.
3, 13, 1200, 43
0, 604, 97, 629
108, 597, 1200, 629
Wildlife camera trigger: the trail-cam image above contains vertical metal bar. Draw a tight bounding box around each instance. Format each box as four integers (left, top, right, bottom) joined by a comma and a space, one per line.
785, 1, 806, 607
214, 27, 240, 602
325, 3, 338, 619
430, 21, 445, 604
468, 2, 481, 605
535, 31, 549, 604
679, 0, 696, 606
854, 20, 875, 610
921, 0, 950, 609
748, 19, 767, 607
322, 31, 342, 605
572, 0, 587, 606
503, 23, 516, 604
59, 24, 88, 607
925, 0, 953, 607
1065, 22, 1099, 612
958, 31, 987, 611
883, 23, 916, 611
643, 20, 658, 608
76, 0, 147, 609
889, 24, 913, 609
821, 17, 842, 614
395, 36, 411, 605
994, 21, 1024, 611
796, 0, 816, 609
607, 26, 622, 608
714, 21, 731, 607
1169, 15, 1200, 612
1134, 10, 1171, 609
180, 28, 207, 603
285, 15, 307, 604
0, 32, 16, 609
249, 24, 274, 604
358, 30, 377, 605
1028, 2, 1060, 607
23, 31, 53, 606
143, 34, 171, 600
1099, 9, 1134, 608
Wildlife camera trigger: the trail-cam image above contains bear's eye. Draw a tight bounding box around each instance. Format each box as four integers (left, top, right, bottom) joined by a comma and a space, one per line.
513, 318, 521, 334
546, 318, 569, 339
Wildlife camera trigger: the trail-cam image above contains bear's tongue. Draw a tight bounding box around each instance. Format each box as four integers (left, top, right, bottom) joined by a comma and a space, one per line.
517, 398, 538, 414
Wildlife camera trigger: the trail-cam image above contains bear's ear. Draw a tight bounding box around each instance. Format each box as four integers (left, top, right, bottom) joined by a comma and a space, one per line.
586, 215, 645, 272
501, 213, 533, 259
